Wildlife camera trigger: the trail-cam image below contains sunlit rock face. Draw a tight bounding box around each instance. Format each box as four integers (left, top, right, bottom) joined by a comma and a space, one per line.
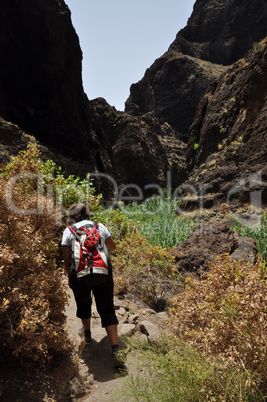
125, 0, 267, 137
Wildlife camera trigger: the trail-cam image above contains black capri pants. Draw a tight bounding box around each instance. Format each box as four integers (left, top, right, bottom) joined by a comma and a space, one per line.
70, 271, 118, 328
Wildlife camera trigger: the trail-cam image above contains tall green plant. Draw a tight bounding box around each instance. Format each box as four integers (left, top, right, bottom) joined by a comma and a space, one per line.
121, 196, 198, 247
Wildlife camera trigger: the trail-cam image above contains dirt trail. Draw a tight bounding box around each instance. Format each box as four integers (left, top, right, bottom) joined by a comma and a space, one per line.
65, 286, 144, 401
0, 282, 169, 401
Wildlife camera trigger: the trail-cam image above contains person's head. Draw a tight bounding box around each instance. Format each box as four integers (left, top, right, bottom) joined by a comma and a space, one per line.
68, 203, 89, 224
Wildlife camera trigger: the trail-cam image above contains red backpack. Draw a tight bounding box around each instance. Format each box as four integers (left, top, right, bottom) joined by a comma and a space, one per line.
68, 222, 111, 285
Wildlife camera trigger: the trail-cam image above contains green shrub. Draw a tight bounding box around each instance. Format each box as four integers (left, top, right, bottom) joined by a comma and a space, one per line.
119, 336, 264, 401
93, 207, 134, 242
1, 142, 103, 214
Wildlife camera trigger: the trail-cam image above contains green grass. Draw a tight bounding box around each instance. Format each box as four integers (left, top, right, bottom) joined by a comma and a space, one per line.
231, 211, 267, 260
121, 197, 198, 248
117, 336, 264, 402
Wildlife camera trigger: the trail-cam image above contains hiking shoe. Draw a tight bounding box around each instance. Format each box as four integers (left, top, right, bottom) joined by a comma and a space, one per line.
112, 345, 125, 368
84, 329, 92, 343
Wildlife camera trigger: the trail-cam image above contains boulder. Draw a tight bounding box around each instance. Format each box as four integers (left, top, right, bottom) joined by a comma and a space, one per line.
174, 219, 258, 275
139, 320, 163, 343
230, 237, 258, 264
119, 324, 136, 337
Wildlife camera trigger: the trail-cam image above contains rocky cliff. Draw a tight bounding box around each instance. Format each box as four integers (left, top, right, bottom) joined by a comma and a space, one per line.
185, 38, 267, 206
169, 0, 267, 65
89, 98, 187, 193
125, 0, 267, 137
0, 0, 266, 204
0, 0, 188, 193
125, 52, 226, 139
0, 0, 114, 176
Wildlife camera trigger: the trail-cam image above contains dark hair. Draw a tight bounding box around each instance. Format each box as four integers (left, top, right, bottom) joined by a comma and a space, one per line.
68, 203, 89, 224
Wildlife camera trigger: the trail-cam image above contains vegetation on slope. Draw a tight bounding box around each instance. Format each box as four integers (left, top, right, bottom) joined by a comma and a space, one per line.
0, 143, 266, 400
0, 143, 103, 364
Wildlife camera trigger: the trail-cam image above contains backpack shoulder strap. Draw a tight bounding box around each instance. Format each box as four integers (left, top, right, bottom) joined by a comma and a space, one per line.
68, 225, 82, 242
68, 225, 77, 235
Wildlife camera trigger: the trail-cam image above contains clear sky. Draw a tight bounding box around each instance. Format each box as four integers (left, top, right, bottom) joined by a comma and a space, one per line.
64, 0, 196, 111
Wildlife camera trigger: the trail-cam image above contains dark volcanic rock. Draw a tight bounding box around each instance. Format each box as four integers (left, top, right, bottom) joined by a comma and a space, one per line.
0, 118, 31, 164
89, 98, 187, 193
230, 237, 258, 263
0, 117, 105, 181
175, 220, 237, 274
0, 0, 187, 195
186, 39, 267, 205
0, 0, 113, 175
175, 220, 258, 275
169, 0, 267, 65
125, 0, 267, 137
1, 0, 266, 202
125, 52, 225, 137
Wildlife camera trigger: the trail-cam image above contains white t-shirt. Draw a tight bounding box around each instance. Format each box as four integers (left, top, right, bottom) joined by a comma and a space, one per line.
61, 220, 111, 247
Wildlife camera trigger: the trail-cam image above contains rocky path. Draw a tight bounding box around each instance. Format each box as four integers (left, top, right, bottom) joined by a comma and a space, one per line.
65, 284, 170, 401
0, 280, 170, 401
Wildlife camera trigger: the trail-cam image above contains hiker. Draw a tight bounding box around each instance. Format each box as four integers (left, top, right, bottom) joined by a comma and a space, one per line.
61, 203, 123, 367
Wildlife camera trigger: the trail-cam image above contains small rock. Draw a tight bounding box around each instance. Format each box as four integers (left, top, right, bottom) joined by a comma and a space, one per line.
230, 236, 258, 264
117, 307, 126, 316
88, 374, 94, 385
128, 314, 140, 324
114, 299, 129, 310
139, 320, 163, 343
78, 327, 84, 337
68, 377, 86, 399
157, 312, 170, 321
133, 332, 148, 342
143, 308, 156, 315
117, 311, 129, 324
119, 323, 136, 337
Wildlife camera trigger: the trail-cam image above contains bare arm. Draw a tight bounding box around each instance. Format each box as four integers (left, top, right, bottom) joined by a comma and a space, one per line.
61, 246, 71, 276
105, 236, 116, 251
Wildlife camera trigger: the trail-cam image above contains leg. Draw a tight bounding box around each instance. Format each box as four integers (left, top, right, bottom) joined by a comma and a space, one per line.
81, 317, 91, 330
71, 278, 92, 342
93, 274, 119, 347
93, 275, 125, 366
71, 279, 92, 322
105, 324, 118, 346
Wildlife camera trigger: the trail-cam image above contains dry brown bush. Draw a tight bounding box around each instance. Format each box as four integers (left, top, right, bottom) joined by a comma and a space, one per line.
112, 228, 181, 309
0, 176, 69, 364
170, 255, 267, 388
